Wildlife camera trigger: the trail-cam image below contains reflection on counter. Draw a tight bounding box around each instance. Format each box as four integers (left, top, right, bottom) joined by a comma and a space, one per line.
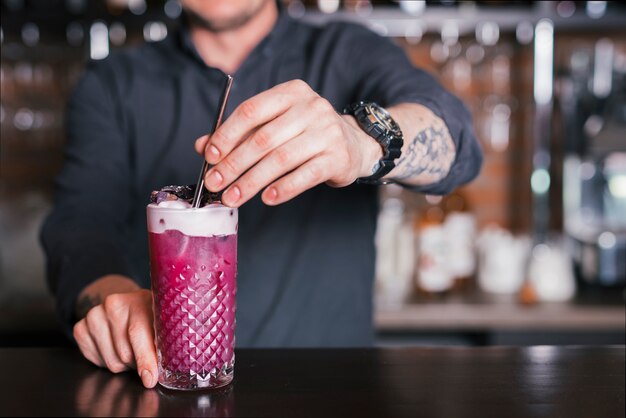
75, 368, 234, 417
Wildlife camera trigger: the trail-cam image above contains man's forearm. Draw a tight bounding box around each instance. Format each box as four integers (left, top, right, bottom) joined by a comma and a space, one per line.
385, 103, 456, 186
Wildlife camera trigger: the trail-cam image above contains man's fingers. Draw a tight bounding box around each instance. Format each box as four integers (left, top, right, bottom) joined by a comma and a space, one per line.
103, 294, 135, 367
74, 319, 105, 368
205, 105, 313, 194
128, 298, 158, 388
206, 79, 313, 165
84, 305, 128, 373
262, 157, 332, 206
221, 130, 325, 207
73, 288, 160, 391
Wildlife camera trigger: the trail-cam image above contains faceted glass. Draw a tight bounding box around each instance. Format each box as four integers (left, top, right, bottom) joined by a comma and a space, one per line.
147, 204, 237, 390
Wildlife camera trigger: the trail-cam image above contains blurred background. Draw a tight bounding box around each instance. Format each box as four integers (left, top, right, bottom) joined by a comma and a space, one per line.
1, 0, 624, 347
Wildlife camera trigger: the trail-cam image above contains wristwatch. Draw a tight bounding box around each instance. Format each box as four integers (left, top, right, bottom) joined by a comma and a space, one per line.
343, 101, 404, 185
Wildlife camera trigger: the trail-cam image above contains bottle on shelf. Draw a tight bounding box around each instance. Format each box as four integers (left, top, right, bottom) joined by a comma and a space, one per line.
414, 191, 478, 299
414, 195, 453, 299
375, 185, 415, 307
443, 191, 477, 294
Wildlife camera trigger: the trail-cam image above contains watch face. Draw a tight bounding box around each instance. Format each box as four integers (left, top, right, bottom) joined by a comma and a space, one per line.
366, 103, 398, 133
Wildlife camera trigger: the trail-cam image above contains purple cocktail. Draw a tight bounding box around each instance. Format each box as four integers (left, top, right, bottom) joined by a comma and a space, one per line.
147, 191, 237, 391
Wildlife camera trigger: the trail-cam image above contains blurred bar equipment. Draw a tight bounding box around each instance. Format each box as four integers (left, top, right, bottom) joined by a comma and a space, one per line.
560, 37, 626, 288
531, 18, 554, 244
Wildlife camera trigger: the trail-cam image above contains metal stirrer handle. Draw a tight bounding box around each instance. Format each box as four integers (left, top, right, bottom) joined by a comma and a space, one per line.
192, 74, 234, 208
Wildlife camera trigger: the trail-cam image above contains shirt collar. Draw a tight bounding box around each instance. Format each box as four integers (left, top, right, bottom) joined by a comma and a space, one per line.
177, 1, 291, 68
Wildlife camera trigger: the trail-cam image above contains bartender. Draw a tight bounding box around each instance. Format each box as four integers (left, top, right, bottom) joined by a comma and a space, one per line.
41, 0, 482, 388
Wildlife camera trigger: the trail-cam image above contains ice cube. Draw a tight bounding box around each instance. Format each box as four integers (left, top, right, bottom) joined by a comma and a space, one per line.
149, 184, 222, 206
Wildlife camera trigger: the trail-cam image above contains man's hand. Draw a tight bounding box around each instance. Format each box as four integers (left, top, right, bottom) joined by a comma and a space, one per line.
73, 275, 158, 389
194, 79, 382, 207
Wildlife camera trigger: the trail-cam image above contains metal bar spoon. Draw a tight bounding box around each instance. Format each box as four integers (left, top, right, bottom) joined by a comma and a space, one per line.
192, 74, 234, 208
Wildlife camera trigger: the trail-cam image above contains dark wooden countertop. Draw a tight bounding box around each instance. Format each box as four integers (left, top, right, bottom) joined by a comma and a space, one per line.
0, 346, 624, 417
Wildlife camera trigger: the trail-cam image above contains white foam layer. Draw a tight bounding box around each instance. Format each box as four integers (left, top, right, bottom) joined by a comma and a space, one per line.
147, 203, 237, 236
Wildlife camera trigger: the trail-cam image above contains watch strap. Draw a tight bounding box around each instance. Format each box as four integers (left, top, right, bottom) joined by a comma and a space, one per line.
343, 101, 403, 185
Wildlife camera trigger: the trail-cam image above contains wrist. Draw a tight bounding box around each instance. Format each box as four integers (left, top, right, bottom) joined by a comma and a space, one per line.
342, 114, 383, 178
342, 102, 404, 184
75, 274, 141, 319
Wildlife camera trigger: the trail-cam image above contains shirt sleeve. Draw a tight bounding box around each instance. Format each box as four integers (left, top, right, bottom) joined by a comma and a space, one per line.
40, 59, 137, 337
343, 24, 483, 194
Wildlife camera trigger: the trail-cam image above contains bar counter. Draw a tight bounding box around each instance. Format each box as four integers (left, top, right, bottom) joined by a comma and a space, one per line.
0, 346, 623, 417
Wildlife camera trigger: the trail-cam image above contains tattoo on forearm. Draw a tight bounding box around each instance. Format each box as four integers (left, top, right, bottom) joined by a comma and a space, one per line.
392, 118, 455, 183
75, 293, 102, 319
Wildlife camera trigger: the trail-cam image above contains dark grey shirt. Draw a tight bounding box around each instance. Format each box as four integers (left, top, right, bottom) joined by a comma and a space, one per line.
41, 10, 482, 347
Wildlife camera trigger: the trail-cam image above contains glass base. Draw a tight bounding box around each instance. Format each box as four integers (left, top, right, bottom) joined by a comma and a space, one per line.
158, 360, 234, 391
